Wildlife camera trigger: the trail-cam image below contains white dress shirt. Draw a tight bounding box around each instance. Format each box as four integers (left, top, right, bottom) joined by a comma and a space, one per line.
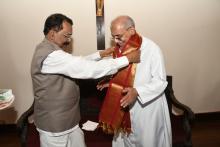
41, 50, 129, 79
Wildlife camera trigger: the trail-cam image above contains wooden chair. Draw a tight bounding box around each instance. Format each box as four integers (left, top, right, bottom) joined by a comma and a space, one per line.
165, 76, 195, 147
17, 75, 194, 147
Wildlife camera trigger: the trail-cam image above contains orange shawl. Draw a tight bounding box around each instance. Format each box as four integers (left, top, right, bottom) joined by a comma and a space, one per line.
99, 33, 142, 134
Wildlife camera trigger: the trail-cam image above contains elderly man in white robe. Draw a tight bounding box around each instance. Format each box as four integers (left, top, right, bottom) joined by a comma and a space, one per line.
97, 15, 172, 147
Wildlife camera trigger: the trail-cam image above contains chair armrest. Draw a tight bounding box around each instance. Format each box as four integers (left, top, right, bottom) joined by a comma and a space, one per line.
16, 101, 34, 147
167, 86, 195, 123
165, 84, 195, 147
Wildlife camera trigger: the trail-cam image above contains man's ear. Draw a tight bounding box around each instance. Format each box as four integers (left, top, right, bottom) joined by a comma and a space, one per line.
47, 30, 55, 41
128, 27, 136, 35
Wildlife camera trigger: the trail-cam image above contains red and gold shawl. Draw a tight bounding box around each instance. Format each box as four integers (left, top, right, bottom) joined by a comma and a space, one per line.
98, 33, 142, 134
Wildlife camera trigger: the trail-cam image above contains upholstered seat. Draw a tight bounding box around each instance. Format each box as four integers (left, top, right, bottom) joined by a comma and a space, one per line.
17, 76, 194, 147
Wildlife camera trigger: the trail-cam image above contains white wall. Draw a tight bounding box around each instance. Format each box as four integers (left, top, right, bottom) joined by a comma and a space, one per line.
104, 0, 220, 113
0, 0, 219, 123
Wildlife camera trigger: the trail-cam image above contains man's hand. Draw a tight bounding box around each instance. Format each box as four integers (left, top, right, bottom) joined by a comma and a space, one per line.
99, 47, 114, 58
120, 87, 138, 108
126, 50, 141, 63
96, 82, 109, 91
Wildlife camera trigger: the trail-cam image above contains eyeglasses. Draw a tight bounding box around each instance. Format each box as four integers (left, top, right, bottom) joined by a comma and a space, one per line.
63, 33, 72, 41
111, 27, 131, 41
111, 31, 127, 41
63, 33, 72, 39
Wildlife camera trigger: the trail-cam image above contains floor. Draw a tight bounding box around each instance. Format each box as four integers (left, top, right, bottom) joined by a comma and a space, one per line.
0, 119, 220, 147
191, 119, 220, 147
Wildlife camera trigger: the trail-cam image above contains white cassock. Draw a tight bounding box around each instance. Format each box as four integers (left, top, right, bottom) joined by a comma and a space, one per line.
112, 36, 172, 147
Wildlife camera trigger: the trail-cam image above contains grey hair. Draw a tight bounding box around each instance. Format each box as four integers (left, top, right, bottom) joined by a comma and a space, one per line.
111, 15, 135, 29
123, 16, 135, 29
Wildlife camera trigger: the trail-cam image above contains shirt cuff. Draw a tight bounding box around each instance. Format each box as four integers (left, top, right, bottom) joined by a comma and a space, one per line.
94, 51, 101, 59
93, 52, 101, 59
84, 51, 101, 61
114, 56, 129, 68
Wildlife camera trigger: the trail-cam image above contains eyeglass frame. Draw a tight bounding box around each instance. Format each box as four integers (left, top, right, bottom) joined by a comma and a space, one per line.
63, 33, 72, 41
111, 26, 132, 41
52, 28, 72, 41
